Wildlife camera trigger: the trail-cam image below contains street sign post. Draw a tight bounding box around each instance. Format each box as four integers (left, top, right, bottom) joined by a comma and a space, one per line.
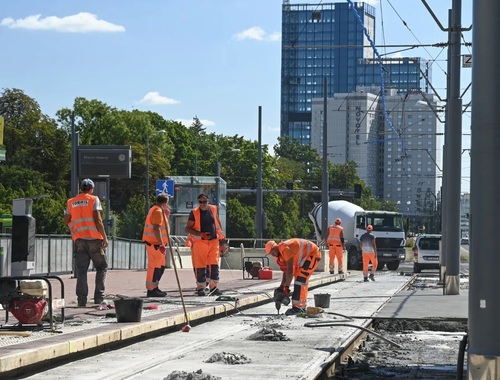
156, 179, 174, 197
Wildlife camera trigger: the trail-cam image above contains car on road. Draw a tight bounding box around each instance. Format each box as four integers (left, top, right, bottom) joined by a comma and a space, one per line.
413, 234, 442, 273
461, 237, 469, 245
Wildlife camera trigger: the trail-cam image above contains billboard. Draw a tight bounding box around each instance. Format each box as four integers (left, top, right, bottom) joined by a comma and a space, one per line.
78, 146, 132, 178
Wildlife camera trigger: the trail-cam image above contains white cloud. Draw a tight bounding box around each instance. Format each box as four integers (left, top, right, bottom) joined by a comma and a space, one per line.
0, 12, 125, 33
139, 92, 180, 105
175, 118, 216, 128
232, 26, 281, 42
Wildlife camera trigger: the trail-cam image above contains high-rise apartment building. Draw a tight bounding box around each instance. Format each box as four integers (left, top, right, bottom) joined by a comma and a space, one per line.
281, 1, 429, 144
311, 87, 443, 229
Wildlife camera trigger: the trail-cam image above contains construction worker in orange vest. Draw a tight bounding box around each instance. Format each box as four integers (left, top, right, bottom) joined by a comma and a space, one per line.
142, 194, 170, 297
64, 179, 109, 307
326, 218, 345, 275
185, 193, 225, 296
265, 238, 321, 316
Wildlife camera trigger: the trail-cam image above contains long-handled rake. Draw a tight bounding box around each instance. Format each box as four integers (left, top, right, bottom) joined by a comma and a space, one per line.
161, 208, 191, 332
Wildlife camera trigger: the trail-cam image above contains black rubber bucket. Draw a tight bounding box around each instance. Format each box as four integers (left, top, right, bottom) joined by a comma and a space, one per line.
114, 297, 143, 322
314, 293, 331, 308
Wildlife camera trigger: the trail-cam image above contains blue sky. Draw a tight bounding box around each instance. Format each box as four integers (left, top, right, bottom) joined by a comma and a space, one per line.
1, 0, 472, 191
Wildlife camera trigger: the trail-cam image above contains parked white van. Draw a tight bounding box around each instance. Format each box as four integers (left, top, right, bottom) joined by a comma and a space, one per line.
413, 234, 442, 273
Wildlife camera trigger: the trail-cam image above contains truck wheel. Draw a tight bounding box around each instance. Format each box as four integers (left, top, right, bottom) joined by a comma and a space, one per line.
347, 251, 361, 270
376, 262, 385, 271
386, 261, 400, 271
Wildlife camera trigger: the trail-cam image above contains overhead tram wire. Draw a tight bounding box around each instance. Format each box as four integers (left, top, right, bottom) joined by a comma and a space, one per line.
385, 0, 447, 78
347, 0, 404, 152
379, 0, 388, 57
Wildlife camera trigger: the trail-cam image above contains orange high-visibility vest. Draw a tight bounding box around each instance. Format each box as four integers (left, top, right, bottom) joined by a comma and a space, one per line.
67, 193, 103, 241
191, 205, 224, 240
142, 205, 169, 244
327, 225, 343, 245
277, 238, 320, 268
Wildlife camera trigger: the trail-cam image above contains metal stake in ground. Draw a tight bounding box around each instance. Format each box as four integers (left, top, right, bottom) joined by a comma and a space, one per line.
161, 209, 191, 332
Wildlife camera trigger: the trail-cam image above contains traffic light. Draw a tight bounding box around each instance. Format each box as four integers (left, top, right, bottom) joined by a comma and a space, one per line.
354, 184, 362, 199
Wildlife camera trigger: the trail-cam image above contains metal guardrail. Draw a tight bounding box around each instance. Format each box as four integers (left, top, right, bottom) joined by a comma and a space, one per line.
0, 234, 147, 275
0, 234, 324, 276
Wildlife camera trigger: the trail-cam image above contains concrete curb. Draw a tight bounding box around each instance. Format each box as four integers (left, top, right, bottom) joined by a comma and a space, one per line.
0, 273, 345, 375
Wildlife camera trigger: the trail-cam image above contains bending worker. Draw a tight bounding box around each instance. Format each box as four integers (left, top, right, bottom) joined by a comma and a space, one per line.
142, 194, 170, 297
325, 218, 345, 275
185, 193, 225, 296
265, 238, 321, 316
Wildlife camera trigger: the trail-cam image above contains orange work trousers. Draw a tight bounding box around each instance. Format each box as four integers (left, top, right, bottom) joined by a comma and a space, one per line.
291, 250, 321, 308
191, 239, 220, 291
328, 245, 343, 272
362, 252, 378, 275
145, 244, 166, 291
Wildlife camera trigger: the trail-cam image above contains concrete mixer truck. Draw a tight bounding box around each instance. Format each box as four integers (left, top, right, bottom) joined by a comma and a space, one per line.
309, 200, 406, 270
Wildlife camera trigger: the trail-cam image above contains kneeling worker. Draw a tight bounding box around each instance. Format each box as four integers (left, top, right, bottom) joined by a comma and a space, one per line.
265, 239, 321, 315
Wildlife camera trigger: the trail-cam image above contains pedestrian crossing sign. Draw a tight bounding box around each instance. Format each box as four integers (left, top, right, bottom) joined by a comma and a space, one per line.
156, 179, 174, 197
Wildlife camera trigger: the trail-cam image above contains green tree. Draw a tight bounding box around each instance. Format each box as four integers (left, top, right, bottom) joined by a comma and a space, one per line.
117, 195, 147, 239
0, 88, 70, 187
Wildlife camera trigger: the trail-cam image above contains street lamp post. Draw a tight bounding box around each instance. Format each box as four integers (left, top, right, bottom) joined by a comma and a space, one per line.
256, 106, 263, 248
146, 130, 166, 214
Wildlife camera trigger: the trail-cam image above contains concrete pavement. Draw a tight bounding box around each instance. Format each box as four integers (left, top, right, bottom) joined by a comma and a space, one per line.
0, 268, 468, 378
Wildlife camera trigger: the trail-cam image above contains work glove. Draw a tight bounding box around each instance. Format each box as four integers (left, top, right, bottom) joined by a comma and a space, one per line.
275, 285, 290, 296
282, 286, 290, 297
282, 295, 291, 306
201, 232, 211, 240
158, 245, 166, 254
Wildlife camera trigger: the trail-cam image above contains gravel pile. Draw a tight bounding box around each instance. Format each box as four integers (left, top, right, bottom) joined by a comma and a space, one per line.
247, 327, 290, 341
164, 369, 221, 380
205, 351, 252, 364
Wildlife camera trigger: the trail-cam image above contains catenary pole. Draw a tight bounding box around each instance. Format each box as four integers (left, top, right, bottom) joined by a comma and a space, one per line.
321, 77, 329, 240
468, 0, 500, 377
443, 0, 462, 295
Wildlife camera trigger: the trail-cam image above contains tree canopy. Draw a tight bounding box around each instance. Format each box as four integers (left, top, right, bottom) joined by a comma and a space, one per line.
0, 88, 394, 239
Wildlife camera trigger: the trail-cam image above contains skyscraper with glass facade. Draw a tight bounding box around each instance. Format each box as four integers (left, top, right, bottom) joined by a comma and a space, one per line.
281, 1, 429, 144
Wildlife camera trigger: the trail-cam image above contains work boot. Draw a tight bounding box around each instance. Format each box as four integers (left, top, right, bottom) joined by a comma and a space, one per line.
369, 274, 375, 281
285, 306, 305, 316
77, 298, 87, 307
338, 271, 344, 275
364, 277, 369, 282
329, 271, 335, 275
147, 288, 167, 297
209, 287, 223, 296
197, 288, 206, 297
